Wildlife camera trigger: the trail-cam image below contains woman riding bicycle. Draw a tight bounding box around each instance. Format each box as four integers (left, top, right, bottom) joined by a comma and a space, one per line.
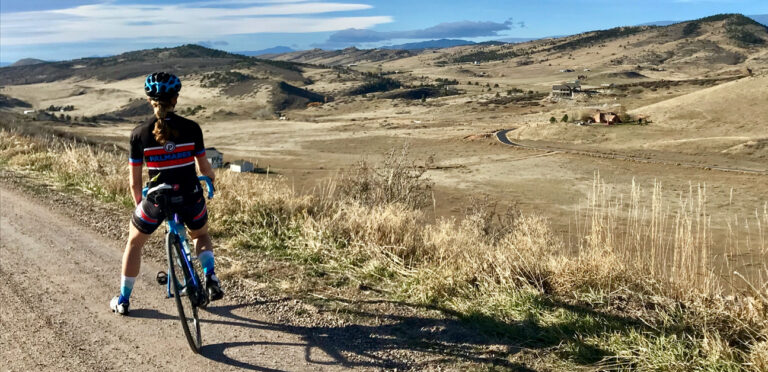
111, 72, 223, 315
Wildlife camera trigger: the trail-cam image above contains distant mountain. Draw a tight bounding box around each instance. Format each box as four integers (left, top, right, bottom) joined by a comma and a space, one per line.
11, 58, 46, 67
380, 39, 475, 50
0, 62, 11, 68
639, 21, 679, 27
750, 14, 768, 27
236, 46, 296, 56
497, 37, 539, 44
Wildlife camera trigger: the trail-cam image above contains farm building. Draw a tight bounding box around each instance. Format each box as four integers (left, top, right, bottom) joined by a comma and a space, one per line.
205, 147, 223, 169
230, 160, 254, 173
590, 111, 622, 125
552, 82, 581, 98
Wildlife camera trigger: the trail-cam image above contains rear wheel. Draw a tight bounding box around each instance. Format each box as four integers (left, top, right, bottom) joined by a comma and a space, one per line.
167, 233, 202, 353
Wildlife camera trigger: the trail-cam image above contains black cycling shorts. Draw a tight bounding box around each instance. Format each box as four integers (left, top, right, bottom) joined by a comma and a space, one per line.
131, 193, 208, 234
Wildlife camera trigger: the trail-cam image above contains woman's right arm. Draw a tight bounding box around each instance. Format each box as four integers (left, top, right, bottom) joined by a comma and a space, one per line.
130, 165, 143, 206
129, 130, 144, 206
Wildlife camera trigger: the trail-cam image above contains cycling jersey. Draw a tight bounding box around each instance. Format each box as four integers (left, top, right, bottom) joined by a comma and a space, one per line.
129, 113, 206, 194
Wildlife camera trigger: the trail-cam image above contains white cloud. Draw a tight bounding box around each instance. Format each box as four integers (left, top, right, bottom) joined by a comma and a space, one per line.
0, 1, 392, 46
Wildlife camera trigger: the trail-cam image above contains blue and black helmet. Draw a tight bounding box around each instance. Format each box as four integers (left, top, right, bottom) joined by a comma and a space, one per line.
144, 72, 181, 100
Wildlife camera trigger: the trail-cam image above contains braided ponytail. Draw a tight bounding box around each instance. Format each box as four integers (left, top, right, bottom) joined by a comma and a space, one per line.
150, 99, 177, 144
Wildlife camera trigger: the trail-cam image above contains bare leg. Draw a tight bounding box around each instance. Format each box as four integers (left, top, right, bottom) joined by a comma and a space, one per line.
123, 223, 151, 277
189, 222, 221, 298
189, 223, 213, 256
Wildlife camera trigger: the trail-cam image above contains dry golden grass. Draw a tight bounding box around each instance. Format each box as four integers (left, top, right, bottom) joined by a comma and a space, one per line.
750, 340, 768, 372
2, 127, 766, 369
572, 173, 768, 301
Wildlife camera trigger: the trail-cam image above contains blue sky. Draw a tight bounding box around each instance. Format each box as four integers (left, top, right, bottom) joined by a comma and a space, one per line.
1, 0, 767, 62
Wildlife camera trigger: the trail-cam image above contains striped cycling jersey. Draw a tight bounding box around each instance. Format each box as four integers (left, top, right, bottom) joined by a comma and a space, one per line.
129, 113, 206, 193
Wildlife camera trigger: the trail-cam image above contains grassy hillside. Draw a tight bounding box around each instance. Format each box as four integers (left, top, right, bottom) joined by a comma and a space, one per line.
0, 45, 307, 85
632, 75, 768, 130
428, 13, 768, 74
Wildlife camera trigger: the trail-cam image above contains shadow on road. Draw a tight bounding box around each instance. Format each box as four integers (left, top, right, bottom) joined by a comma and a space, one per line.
131, 298, 537, 370
200, 301, 537, 371
132, 294, 657, 371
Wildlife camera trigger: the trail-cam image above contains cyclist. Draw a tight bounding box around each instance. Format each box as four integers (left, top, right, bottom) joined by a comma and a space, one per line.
111, 72, 223, 315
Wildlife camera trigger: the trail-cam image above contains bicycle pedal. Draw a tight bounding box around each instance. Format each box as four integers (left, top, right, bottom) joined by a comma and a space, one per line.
156, 271, 168, 285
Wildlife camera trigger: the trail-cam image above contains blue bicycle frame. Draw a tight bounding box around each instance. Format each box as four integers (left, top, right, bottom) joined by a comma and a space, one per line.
142, 176, 214, 299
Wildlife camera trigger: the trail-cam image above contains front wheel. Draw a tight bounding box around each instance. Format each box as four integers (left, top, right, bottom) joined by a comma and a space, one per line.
167, 233, 202, 353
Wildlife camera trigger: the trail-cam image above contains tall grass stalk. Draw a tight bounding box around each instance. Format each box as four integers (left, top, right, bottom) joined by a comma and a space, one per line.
576, 173, 767, 299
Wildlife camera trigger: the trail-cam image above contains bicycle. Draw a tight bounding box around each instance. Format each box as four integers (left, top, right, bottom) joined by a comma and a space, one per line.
143, 176, 214, 353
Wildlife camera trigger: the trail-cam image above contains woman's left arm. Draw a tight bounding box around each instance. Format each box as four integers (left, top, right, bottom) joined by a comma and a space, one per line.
193, 123, 215, 182
196, 154, 216, 182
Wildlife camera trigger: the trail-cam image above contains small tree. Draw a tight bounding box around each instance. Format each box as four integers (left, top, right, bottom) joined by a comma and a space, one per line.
549, 116, 557, 123
495, 92, 500, 98
561, 114, 569, 122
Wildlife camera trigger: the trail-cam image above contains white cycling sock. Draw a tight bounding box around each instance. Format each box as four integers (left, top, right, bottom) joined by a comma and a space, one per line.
120, 275, 137, 301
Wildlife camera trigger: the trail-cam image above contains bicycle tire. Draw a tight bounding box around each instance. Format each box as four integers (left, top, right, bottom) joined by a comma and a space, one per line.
167, 232, 202, 353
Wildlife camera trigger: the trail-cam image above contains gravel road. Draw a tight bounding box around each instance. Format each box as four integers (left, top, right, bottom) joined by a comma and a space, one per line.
0, 186, 347, 371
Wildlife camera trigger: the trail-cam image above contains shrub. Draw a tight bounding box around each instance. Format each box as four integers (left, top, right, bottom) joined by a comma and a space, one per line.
452, 49, 524, 63
347, 77, 401, 96
200, 70, 253, 88
337, 145, 433, 209
434, 78, 459, 86
683, 22, 700, 37
550, 116, 557, 123
727, 27, 765, 45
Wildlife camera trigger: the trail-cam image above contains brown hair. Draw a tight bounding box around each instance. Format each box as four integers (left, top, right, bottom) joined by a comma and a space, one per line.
150, 99, 178, 144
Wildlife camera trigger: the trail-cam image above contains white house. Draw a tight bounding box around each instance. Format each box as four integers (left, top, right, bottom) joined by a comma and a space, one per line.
205, 147, 223, 169
230, 160, 254, 173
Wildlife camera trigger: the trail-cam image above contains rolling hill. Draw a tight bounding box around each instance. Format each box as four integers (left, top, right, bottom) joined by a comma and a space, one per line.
632, 75, 768, 132
434, 14, 768, 70
257, 14, 768, 82
0, 44, 308, 85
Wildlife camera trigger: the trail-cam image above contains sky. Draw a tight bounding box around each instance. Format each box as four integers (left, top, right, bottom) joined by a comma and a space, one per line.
1, 0, 767, 62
